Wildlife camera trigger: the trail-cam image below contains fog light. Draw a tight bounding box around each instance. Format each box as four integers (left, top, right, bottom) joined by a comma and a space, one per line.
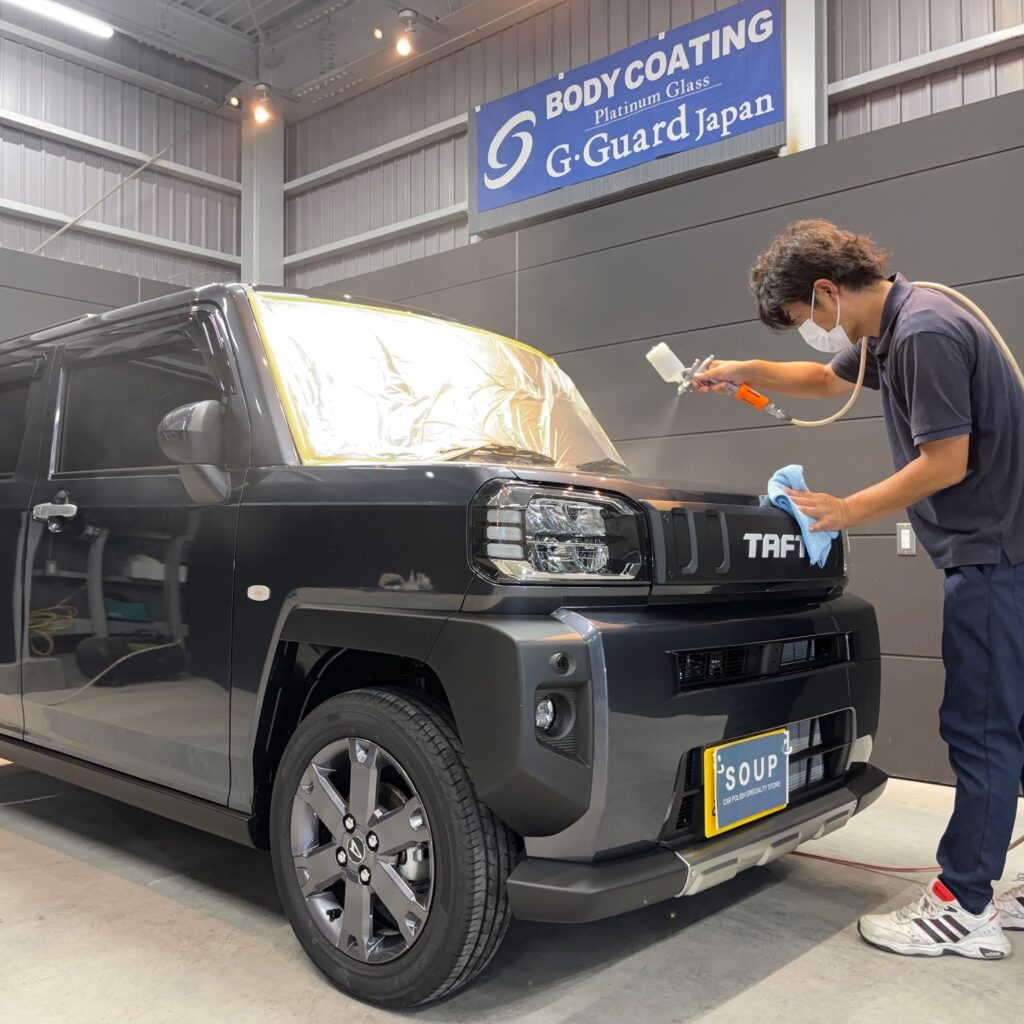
535, 697, 556, 732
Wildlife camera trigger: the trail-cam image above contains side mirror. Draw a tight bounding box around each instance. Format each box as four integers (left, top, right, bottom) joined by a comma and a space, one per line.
157, 400, 230, 504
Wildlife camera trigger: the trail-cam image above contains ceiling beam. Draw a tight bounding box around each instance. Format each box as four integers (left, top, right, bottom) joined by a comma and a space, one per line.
263, 0, 360, 45
69, 0, 258, 82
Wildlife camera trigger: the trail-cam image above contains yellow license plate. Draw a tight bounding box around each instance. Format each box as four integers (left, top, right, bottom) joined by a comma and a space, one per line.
704, 728, 790, 838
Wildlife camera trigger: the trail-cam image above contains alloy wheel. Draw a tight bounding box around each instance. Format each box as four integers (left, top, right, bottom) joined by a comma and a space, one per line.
289, 736, 433, 963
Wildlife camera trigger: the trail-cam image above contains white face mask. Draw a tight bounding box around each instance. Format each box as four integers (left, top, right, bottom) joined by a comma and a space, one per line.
798, 289, 851, 353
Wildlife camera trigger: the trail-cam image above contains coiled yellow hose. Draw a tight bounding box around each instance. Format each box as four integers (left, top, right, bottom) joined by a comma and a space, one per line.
29, 605, 77, 657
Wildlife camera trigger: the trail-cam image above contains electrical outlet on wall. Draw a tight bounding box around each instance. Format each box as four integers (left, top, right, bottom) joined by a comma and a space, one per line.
896, 522, 917, 556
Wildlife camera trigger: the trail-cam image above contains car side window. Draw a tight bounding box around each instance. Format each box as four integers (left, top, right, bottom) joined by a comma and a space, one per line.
59, 321, 221, 475
0, 361, 40, 476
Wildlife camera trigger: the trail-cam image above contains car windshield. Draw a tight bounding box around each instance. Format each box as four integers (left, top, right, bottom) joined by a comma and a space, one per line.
250, 291, 629, 473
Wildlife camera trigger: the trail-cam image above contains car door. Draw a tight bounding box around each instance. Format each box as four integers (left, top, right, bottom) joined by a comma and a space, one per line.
21, 307, 246, 803
0, 346, 50, 738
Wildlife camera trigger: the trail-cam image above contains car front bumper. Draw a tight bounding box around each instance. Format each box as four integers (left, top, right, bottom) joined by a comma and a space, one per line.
506, 762, 886, 923
430, 593, 882, 845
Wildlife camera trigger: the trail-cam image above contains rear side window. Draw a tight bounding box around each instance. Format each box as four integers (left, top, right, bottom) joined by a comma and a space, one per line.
0, 365, 36, 475
59, 324, 221, 474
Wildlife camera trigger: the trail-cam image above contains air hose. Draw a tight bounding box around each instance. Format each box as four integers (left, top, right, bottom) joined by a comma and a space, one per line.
792, 831, 1024, 878
790, 282, 1024, 427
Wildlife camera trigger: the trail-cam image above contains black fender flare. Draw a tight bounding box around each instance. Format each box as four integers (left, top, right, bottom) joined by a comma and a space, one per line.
426, 614, 594, 837
239, 592, 595, 839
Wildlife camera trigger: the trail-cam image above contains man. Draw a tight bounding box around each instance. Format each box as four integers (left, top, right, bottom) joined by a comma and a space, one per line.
696, 218, 1024, 959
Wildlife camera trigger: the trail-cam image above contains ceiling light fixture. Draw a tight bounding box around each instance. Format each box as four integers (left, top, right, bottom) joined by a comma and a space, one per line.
396, 8, 417, 57
253, 83, 272, 124
5, 0, 114, 38
373, 27, 384, 40
227, 95, 241, 108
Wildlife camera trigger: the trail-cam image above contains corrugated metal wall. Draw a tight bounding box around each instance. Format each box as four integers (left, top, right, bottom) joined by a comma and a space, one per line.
285, 0, 744, 287
0, 2, 241, 286
286, 0, 1024, 288
829, 0, 1024, 141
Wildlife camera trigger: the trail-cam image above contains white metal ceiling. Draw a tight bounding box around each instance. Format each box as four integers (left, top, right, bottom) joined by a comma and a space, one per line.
168, 0, 338, 41
165, 0, 471, 43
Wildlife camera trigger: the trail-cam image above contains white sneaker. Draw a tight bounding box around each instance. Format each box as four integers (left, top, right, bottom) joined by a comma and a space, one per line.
858, 879, 1011, 959
995, 875, 1024, 931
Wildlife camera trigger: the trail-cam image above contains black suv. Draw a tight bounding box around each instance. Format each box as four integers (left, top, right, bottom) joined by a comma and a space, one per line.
0, 285, 884, 1007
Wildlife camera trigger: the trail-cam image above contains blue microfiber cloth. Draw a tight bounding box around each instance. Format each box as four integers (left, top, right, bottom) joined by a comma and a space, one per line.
764, 464, 838, 568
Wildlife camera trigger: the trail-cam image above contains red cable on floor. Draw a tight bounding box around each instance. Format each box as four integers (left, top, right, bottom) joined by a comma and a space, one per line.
791, 832, 1024, 874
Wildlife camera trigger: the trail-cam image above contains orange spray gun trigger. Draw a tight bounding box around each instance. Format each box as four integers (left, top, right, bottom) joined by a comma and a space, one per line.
721, 379, 788, 420
735, 383, 770, 410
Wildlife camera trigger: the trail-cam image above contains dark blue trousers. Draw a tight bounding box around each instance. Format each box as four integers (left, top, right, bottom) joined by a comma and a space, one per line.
937, 557, 1024, 914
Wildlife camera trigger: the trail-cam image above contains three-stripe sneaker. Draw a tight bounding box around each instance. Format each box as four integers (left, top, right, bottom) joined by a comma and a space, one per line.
995, 875, 1024, 931
858, 879, 1011, 959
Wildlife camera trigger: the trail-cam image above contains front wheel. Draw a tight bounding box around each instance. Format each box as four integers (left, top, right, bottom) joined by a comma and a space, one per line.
269, 688, 517, 1007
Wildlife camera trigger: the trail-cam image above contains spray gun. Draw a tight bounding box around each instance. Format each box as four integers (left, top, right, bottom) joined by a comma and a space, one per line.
646, 343, 790, 421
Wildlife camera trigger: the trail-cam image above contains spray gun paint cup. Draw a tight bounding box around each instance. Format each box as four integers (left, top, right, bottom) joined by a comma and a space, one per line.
646, 342, 686, 384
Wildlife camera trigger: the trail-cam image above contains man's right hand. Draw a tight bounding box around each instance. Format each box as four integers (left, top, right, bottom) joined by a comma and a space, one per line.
693, 358, 855, 400
693, 359, 750, 394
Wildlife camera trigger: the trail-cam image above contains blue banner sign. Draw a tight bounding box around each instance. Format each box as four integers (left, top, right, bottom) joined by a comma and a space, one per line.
474, 0, 783, 213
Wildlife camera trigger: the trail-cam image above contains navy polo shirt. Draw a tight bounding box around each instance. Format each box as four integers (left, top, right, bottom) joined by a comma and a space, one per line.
830, 273, 1024, 569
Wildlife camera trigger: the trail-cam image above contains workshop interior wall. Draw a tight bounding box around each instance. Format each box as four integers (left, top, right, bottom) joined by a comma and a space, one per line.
328, 90, 1024, 786
0, 248, 184, 344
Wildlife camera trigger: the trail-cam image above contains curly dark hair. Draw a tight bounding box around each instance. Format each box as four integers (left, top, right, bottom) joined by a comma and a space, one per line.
749, 219, 891, 330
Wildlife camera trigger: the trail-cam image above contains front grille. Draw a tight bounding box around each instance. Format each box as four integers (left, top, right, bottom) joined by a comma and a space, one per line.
673, 633, 849, 691
666, 709, 853, 840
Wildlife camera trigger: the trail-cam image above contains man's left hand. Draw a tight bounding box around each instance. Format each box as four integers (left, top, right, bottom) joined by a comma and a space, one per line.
784, 489, 853, 532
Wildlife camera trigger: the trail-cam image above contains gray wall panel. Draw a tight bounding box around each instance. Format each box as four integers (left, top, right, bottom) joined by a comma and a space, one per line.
847, 536, 945, 659
401, 275, 518, 339
339, 233, 516, 302
0, 245, 142, 307
0, 249, 186, 342
518, 146, 1024, 352
874, 656, 954, 786
0, 285, 108, 342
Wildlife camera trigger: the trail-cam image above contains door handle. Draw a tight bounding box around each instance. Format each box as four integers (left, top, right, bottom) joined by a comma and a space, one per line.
33, 494, 78, 532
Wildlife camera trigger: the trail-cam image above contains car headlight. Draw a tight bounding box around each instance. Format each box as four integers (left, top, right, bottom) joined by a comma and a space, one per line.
471, 482, 645, 583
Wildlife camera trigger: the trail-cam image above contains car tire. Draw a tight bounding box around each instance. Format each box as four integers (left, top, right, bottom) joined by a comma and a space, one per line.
269, 687, 517, 1008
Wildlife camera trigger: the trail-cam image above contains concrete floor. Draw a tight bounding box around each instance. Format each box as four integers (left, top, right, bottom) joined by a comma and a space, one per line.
1, 763, 1022, 1024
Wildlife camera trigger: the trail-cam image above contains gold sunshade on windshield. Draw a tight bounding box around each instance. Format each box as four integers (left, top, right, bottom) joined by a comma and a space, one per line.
249, 291, 625, 471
